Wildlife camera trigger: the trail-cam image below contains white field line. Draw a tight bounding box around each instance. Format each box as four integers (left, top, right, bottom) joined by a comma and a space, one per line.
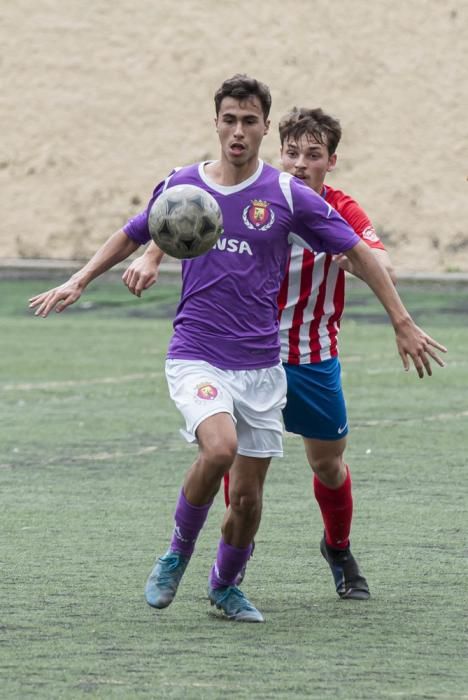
351, 409, 468, 427
4, 364, 461, 392
0, 443, 191, 469
343, 364, 461, 376
73, 445, 159, 461
2, 372, 164, 391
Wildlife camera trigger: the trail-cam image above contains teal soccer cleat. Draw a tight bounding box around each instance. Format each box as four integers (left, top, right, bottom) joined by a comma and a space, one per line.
208, 584, 264, 622
320, 536, 370, 600
144, 551, 190, 609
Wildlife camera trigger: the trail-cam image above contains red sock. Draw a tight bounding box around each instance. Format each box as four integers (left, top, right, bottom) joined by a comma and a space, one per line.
223, 472, 230, 507
314, 465, 353, 549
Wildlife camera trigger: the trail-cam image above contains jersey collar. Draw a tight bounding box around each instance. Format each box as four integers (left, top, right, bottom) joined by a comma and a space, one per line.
198, 159, 264, 195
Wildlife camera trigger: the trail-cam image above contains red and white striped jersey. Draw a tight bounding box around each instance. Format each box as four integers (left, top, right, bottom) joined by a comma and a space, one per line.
278, 185, 385, 364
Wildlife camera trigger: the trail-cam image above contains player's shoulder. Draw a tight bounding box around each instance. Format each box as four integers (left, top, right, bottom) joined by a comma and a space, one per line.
287, 173, 327, 208
160, 162, 214, 194
150, 163, 202, 199
325, 185, 382, 245
258, 161, 286, 184
324, 185, 362, 210
167, 162, 201, 182
260, 165, 320, 213
324, 185, 370, 219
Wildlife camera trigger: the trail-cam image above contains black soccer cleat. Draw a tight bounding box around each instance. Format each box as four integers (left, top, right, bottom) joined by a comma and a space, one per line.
320, 536, 370, 600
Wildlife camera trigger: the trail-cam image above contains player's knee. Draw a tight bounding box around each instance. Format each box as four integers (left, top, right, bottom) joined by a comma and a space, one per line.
201, 437, 237, 472
312, 454, 344, 484
229, 487, 262, 522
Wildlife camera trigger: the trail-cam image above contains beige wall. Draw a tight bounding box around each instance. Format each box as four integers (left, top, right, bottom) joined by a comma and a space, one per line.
2, 0, 467, 271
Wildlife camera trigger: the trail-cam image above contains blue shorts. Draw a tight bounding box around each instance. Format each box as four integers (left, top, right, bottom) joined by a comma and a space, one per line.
282, 358, 348, 441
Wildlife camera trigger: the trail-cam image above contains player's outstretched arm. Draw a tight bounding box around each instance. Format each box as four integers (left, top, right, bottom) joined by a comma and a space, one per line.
334, 249, 397, 284
122, 241, 166, 297
29, 229, 140, 317
345, 240, 447, 378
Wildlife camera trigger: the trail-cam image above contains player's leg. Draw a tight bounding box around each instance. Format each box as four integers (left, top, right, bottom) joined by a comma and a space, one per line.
304, 435, 350, 546
208, 454, 269, 622
283, 359, 370, 600
283, 358, 352, 548
207, 363, 287, 622
222, 454, 269, 548
145, 361, 237, 609
304, 435, 369, 599
222, 454, 257, 585
183, 411, 237, 504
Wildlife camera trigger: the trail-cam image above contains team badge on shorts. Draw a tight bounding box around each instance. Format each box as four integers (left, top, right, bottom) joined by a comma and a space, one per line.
243, 199, 275, 231
195, 382, 219, 401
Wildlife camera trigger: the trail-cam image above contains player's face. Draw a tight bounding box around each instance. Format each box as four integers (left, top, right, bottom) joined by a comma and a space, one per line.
215, 97, 270, 168
280, 135, 336, 193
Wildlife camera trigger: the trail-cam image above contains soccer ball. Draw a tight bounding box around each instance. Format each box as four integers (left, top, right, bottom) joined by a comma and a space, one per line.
148, 184, 223, 259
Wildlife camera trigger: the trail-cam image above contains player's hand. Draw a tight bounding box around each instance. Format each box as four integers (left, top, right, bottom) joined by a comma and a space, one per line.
28, 279, 83, 317
122, 256, 159, 297
332, 253, 354, 274
395, 318, 447, 378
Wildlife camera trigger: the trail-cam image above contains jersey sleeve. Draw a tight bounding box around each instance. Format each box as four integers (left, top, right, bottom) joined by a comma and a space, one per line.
330, 191, 385, 250
289, 178, 360, 254
123, 176, 170, 245
123, 210, 150, 245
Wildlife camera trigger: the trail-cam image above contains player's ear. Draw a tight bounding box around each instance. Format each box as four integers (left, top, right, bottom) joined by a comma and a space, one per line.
214, 116, 219, 132
264, 119, 270, 135
327, 153, 337, 173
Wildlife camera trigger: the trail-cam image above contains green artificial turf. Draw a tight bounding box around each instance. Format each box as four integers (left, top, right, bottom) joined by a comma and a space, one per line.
1, 277, 466, 698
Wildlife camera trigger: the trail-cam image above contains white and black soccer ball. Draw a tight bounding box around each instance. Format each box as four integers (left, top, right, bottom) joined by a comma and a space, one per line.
148, 184, 223, 259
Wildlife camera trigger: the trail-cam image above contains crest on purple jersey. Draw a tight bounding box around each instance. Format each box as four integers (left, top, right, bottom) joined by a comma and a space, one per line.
243, 199, 275, 231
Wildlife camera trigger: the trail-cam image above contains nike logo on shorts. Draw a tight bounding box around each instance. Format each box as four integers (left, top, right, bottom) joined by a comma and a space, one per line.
337, 423, 348, 435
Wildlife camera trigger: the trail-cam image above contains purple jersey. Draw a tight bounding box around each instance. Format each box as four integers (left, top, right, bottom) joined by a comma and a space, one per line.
124, 161, 359, 370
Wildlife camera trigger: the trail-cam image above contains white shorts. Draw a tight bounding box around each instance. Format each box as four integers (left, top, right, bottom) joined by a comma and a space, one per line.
165, 359, 287, 458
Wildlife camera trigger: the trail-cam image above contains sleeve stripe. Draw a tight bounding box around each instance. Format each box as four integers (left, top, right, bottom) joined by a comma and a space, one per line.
162, 171, 177, 193
279, 172, 294, 212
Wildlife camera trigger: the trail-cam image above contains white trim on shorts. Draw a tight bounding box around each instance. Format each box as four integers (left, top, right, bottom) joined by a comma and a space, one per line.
165, 359, 287, 458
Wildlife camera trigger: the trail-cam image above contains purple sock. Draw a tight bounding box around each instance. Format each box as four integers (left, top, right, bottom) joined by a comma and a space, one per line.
169, 489, 212, 557
209, 538, 253, 589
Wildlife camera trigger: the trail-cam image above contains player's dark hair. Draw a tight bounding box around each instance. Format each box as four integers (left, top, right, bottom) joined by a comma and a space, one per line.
279, 107, 342, 155
214, 74, 272, 121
